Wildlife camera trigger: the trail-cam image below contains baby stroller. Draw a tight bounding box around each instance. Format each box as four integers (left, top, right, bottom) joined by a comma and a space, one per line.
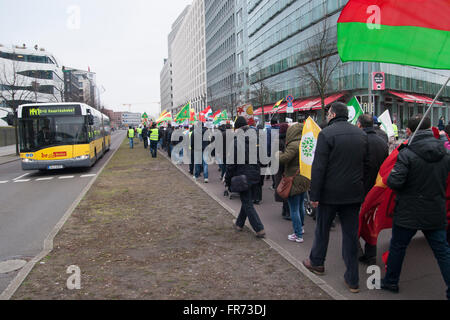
304, 191, 317, 220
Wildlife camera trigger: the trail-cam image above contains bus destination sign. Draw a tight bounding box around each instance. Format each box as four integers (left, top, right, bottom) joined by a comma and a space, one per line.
24, 105, 81, 117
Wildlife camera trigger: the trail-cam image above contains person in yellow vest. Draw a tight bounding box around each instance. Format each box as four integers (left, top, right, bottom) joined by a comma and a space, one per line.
127, 126, 135, 149
392, 121, 399, 141
137, 126, 143, 142
149, 123, 159, 158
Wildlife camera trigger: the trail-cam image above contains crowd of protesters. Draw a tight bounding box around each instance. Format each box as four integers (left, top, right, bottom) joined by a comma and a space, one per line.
133, 101, 450, 298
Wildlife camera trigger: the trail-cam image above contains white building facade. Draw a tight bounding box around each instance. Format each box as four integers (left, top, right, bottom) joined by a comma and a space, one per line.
171, 0, 207, 114
0, 45, 64, 112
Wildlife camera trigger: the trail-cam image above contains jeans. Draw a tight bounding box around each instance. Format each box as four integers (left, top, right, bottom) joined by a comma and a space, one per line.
129, 138, 134, 149
236, 186, 264, 233
195, 158, 208, 179
383, 224, 450, 299
287, 193, 305, 238
139, 134, 142, 142
150, 140, 158, 158
309, 203, 360, 287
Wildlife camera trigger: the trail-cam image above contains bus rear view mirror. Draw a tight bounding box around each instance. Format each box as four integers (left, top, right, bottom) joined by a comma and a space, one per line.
88, 115, 94, 125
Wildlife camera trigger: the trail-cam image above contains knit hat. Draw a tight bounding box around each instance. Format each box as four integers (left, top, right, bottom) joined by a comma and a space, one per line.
234, 116, 248, 129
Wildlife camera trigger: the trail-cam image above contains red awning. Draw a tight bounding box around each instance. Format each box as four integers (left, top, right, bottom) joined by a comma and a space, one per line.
295, 93, 346, 111
253, 102, 287, 115
388, 91, 443, 105
254, 93, 345, 115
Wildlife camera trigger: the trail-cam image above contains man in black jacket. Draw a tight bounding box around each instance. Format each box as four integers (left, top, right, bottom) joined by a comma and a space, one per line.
225, 116, 265, 238
381, 117, 450, 299
303, 102, 370, 293
357, 114, 389, 265
142, 125, 148, 149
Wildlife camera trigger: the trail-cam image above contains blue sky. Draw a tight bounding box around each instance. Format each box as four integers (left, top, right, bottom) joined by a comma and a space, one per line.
0, 0, 191, 117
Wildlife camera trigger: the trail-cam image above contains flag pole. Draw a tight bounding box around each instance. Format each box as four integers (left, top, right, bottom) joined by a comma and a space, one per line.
409, 76, 450, 146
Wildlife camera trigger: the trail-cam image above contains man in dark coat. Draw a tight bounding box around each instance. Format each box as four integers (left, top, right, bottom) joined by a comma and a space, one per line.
303, 102, 370, 293
356, 114, 389, 265
381, 117, 450, 299
225, 116, 265, 238
142, 125, 148, 149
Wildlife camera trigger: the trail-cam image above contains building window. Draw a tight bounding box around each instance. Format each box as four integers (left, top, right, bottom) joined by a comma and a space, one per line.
237, 31, 243, 47
236, 9, 243, 27
238, 52, 244, 68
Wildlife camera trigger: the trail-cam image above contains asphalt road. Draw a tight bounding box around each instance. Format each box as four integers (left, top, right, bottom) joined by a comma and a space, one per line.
0, 130, 126, 294
175, 159, 447, 300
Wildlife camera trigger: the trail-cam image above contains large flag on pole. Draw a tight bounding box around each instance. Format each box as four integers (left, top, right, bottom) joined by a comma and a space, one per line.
213, 110, 228, 125
174, 102, 190, 123
199, 106, 212, 122
347, 97, 364, 125
300, 117, 322, 180
272, 99, 284, 111
378, 110, 395, 138
156, 111, 172, 124
337, 0, 450, 70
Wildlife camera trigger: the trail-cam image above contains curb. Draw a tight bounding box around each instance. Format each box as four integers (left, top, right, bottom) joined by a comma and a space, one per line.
0, 156, 20, 166
0, 134, 126, 300
160, 152, 347, 301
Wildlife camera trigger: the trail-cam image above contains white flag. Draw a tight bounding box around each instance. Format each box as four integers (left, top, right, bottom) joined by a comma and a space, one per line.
378, 110, 395, 138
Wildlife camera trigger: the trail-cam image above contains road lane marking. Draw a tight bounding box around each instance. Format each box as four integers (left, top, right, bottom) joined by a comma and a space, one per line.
14, 179, 31, 183
0, 181, 9, 184
13, 173, 30, 181
36, 177, 54, 181
58, 176, 75, 179
80, 174, 96, 178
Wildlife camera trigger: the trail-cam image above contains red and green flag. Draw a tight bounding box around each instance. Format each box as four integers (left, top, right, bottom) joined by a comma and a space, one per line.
174, 102, 190, 123
337, 0, 450, 70
213, 110, 228, 125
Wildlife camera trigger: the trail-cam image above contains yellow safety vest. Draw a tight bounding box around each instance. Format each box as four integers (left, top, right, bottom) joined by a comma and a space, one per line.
150, 128, 159, 141
137, 128, 142, 135
128, 129, 135, 138
392, 124, 399, 138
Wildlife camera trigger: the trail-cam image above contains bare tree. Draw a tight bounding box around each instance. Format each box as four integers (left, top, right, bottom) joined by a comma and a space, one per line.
222, 63, 240, 119
0, 59, 34, 155
297, 18, 340, 122
250, 61, 273, 122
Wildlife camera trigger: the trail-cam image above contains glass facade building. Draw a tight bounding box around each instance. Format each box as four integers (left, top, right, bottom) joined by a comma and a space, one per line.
248, 0, 449, 127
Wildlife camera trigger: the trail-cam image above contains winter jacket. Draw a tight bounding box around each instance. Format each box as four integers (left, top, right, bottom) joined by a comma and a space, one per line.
141, 127, 148, 139
225, 125, 261, 187
387, 130, 450, 230
374, 125, 389, 144
310, 116, 370, 205
363, 127, 389, 196
274, 130, 287, 202
278, 123, 310, 197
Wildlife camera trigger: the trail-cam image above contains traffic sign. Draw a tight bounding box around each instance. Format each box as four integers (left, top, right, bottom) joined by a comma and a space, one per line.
286, 101, 294, 113
286, 95, 294, 103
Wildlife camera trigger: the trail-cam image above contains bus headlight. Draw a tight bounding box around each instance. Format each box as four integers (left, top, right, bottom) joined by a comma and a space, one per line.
22, 158, 34, 163
74, 155, 89, 161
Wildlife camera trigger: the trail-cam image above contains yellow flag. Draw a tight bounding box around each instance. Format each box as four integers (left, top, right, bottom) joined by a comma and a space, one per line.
300, 117, 321, 180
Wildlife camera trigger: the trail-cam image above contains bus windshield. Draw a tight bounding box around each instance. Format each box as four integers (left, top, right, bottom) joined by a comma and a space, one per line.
19, 116, 88, 153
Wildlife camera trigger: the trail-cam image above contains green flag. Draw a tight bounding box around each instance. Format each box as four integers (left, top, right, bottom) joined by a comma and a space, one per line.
213, 110, 228, 125
347, 97, 363, 125
174, 102, 190, 123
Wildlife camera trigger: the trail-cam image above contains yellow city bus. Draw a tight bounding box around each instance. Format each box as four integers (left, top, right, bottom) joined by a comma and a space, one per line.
18, 103, 111, 170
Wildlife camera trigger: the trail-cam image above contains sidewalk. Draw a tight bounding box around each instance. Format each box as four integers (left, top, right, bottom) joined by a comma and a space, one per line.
11, 139, 330, 300
0, 145, 19, 165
